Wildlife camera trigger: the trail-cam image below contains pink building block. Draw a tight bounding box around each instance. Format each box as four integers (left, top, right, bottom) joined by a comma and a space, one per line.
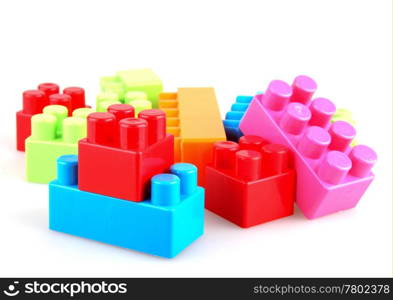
240, 76, 377, 219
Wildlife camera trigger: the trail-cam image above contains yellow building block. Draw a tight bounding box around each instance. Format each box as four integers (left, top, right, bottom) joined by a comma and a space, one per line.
159, 88, 226, 186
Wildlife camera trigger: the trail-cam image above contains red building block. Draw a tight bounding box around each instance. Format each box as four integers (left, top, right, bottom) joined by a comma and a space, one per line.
16, 83, 87, 151
78, 104, 174, 202
205, 135, 296, 228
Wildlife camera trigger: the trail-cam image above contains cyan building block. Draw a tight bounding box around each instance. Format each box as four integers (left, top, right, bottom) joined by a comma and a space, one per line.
49, 156, 204, 258
223, 95, 253, 142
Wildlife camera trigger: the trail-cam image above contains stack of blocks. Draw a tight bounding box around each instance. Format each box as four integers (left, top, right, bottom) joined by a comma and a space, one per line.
49, 104, 205, 258
158, 88, 226, 185
15, 69, 377, 258
17, 83, 88, 151
206, 135, 296, 228
240, 75, 377, 219
223, 95, 253, 142
97, 68, 163, 112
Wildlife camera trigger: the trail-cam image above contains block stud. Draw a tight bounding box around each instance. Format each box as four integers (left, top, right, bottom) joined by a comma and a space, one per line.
31, 114, 57, 141
87, 112, 116, 145
298, 126, 331, 159
213, 141, 240, 169
261, 144, 290, 176
236, 95, 253, 104
309, 97, 336, 128
97, 100, 121, 112
96, 91, 119, 104
63, 87, 85, 110
225, 111, 244, 120
235, 150, 262, 181
101, 79, 125, 100
43, 105, 68, 136
239, 135, 268, 151
119, 118, 148, 151
317, 150, 352, 184
23, 90, 48, 114
231, 103, 248, 112
349, 145, 377, 177
262, 80, 292, 111
151, 174, 181, 206
290, 75, 317, 104
128, 99, 152, 116
57, 155, 78, 186
328, 121, 356, 151
170, 163, 197, 195
138, 109, 166, 145
125, 91, 147, 102
279, 102, 311, 135
63, 117, 86, 143
72, 107, 95, 118
107, 104, 135, 122
38, 83, 59, 98
49, 94, 72, 115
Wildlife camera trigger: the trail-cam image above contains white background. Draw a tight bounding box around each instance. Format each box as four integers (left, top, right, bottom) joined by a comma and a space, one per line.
0, 0, 391, 277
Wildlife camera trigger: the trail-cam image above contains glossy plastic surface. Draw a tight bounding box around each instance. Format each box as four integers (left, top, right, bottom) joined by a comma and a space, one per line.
240, 76, 377, 219
25, 105, 94, 183
223, 95, 253, 141
78, 104, 174, 202
158, 88, 226, 186
50, 155, 204, 258
205, 136, 296, 228
100, 69, 162, 108
17, 83, 87, 151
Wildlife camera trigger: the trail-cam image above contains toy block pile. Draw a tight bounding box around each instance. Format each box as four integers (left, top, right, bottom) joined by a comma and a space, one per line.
16, 70, 377, 258
17, 83, 88, 151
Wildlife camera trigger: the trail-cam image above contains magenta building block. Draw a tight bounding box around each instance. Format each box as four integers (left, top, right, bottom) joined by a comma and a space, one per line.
240, 76, 377, 219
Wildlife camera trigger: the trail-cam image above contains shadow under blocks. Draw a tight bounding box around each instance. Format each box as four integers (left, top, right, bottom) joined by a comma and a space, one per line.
240, 76, 377, 219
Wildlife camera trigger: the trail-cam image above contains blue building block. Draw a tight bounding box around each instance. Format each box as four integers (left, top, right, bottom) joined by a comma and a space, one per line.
223, 95, 254, 142
49, 155, 204, 258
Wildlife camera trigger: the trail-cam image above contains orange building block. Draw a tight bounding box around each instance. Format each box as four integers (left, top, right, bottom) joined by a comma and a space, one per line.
159, 88, 226, 186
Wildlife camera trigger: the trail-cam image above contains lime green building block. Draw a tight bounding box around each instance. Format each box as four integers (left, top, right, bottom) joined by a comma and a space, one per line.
96, 92, 121, 112
25, 105, 90, 183
72, 107, 96, 118
100, 69, 162, 108
128, 99, 152, 116
332, 108, 358, 146
125, 91, 147, 102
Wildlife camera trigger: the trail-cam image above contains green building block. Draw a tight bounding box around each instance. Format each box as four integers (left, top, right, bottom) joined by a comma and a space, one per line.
96, 90, 152, 114
100, 69, 162, 108
128, 99, 152, 116
25, 105, 93, 183
96, 92, 121, 112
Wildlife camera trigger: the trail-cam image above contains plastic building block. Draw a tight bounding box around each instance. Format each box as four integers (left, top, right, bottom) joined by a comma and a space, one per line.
100, 69, 162, 108
240, 76, 377, 219
205, 136, 295, 228
332, 108, 357, 146
16, 83, 87, 151
223, 95, 253, 141
49, 155, 204, 258
25, 105, 94, 183
78, 104, 174, 202
158, 88, 226, 186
